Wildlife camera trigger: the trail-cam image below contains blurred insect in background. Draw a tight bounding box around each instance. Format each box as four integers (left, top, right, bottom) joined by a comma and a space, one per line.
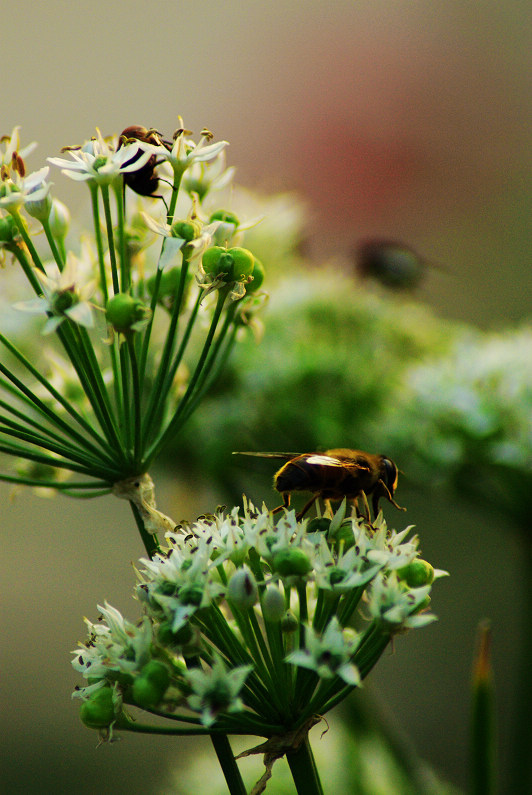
234, 448, 405, 520
354, 238, 446, 290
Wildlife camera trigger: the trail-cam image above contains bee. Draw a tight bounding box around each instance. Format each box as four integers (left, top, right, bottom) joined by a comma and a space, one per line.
354, 237, 451, 291
117, 125, 172, 198
233, 448, 405, 520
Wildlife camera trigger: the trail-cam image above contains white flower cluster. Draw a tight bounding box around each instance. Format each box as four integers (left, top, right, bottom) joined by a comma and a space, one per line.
389, 326, 532, 473
72, 501, 446, 731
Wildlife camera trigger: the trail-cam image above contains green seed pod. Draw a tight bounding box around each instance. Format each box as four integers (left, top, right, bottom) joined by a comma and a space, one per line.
170, 219, 201, 241
132, 660, 170, 708
202, 246, 254, 282
106, 293, 148, 333
132, 676, 163, 708
79, 687, 116, 729
202, 245, 227, 276
140, 660, 171, 690
209, 209, 240, 227
228, 247, 254, 278
246, 257, 265, 293
397, 559, 435, 587
272, 548, 312, 578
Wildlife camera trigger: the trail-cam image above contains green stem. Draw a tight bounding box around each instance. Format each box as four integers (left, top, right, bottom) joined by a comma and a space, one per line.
470, 621, 496, 795
129, 500, 161, 558
11, 211, 46, 274
509, 530, 532, 795
0, 348, 116, 462
89, 183, 109, 303
286, 734, 324, 795
144, 287, 229, 467
210, 734, 247, 795
9, 238, 44, 295
41, 218, 65, 270
126, 335, 142, 466
113, 182, 129, 292
100, 184, 120, 293
140, 255, 192, 447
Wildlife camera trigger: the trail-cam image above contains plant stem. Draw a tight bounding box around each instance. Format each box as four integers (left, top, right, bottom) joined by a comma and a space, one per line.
210, 734, 247, 795
509, 530, 532, 795
286, 734, 324, 795
129, 500, 160, 558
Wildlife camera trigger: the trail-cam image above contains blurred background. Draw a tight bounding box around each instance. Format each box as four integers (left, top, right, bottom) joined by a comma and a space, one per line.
2, 1, 530, 793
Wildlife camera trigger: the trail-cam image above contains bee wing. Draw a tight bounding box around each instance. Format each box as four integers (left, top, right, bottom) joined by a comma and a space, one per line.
315, 455, 373, 475
232, 451, 302, 461
305, 454, 347, 467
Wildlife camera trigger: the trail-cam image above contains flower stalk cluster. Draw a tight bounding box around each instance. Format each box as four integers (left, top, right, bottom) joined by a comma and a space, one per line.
72, 500, 446, 767
0, 124, 266, 533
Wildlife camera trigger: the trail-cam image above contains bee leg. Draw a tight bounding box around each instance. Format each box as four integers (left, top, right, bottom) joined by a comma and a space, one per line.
354, 492, 371, 521
272, 492, 291, 514
296, 495, 318, 521
373, 482, 406, 515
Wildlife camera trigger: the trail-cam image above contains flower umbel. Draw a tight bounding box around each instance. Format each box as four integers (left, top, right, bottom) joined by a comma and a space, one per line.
0, 122, 265, 505
72, 502, 445, 743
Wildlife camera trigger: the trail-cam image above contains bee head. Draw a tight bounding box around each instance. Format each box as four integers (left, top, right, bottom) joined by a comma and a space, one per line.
381, 457, 399, 497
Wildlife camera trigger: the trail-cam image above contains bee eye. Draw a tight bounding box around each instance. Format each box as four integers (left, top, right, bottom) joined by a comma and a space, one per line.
382, 458, 398, 493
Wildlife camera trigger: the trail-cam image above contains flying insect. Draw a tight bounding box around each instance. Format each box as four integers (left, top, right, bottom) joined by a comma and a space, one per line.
233, 448, 405, 520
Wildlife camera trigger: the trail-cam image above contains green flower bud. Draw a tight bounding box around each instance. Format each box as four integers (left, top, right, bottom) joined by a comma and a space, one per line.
272, 548, 312, 578
0, 213, 19, 244
52, 288, 76, 315
281, 610, 299, 633
25, 190, 52, 222
158, 620, 194, 647
397, 559, 435, 587
178, 583, 204, 606
106, 293, 149, 333
48, 198, 70, 239
261, 584, 285, 622
80, 687, 116, 729
246, 257, 265, 293
227, 566, 258, 610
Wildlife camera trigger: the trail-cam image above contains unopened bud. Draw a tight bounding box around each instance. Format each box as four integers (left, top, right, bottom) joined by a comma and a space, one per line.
227, 566, 258, 610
